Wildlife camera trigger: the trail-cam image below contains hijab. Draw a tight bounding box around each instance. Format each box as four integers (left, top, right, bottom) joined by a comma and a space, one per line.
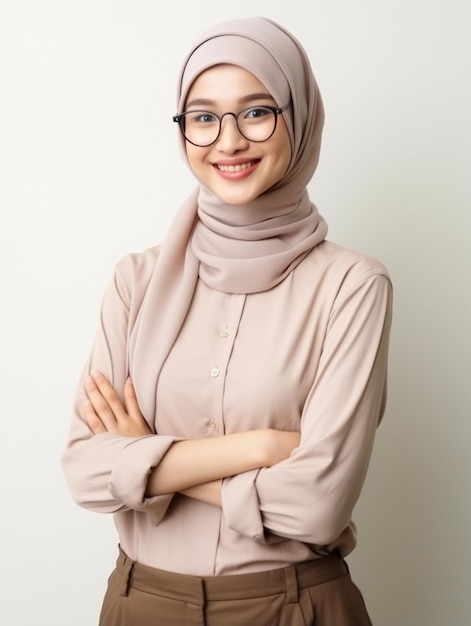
130, 17, 328, 422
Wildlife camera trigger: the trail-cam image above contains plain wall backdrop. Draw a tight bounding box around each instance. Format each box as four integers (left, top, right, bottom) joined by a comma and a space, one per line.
1, 1, 469, 624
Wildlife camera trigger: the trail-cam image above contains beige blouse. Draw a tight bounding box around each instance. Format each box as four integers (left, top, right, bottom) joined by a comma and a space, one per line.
61, 240, 392, 576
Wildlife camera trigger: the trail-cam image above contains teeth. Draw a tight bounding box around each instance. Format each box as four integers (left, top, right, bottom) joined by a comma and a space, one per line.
217, 161, 255, 173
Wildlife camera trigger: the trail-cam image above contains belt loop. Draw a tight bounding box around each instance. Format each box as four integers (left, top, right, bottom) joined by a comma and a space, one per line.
117, 552, 134, 597
284, 565, 299, 603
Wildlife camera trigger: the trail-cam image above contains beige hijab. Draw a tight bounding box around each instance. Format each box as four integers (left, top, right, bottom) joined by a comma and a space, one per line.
130, 17, 328, 421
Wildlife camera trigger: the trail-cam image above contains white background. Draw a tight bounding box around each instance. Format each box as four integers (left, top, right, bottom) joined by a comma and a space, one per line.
1, 1, 469, 624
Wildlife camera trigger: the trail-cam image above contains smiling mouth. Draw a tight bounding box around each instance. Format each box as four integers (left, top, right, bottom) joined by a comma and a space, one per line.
215, 160, 259, 173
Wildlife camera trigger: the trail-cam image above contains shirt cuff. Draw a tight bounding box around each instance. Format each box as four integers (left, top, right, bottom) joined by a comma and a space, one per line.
221, 469, 265, 541
109, 434, 176, 525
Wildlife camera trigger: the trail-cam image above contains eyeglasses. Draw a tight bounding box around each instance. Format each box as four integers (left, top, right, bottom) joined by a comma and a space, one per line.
173, 104, 290, 147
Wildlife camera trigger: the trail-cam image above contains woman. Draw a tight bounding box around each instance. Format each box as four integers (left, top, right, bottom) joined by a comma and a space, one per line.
61, 16, 392, 625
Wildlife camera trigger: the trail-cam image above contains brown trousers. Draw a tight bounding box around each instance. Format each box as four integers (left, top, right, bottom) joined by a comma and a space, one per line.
99, 547, 372, 625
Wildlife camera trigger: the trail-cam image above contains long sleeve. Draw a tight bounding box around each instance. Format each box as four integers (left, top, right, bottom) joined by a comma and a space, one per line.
221, 259, 392, 551
60, 247, 179, 523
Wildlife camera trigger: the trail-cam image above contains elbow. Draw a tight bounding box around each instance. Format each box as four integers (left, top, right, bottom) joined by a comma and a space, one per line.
264, 496, 352, 546
65, 480, 124, 515
60, 452, 124, 515
295, 509, 349, 546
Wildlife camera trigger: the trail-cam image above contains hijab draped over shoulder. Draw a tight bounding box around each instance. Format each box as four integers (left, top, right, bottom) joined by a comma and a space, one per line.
130, 17, 328, 421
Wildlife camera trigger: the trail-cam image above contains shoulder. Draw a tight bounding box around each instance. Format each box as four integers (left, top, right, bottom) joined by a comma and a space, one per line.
110, 244, 162, 304
313, 240, 389, 277
306, 240, 391, 287
295, 241, 392, 312
115, 244, 162, 276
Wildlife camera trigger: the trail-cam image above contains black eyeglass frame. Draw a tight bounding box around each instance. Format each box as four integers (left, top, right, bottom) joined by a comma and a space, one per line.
172, 103, 290, 147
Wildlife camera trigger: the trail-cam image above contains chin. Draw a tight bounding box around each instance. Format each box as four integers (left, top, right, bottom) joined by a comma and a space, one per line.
213, 186, 263, 206
221, 195, 254, 206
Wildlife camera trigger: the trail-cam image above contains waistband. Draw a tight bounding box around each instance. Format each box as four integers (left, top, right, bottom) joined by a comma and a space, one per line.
115, 546, 349, 606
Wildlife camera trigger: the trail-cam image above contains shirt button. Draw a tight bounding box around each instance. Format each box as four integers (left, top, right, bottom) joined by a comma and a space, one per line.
219, 328, 229, 338
210, 367, 220, 377
209, 421, 217, 431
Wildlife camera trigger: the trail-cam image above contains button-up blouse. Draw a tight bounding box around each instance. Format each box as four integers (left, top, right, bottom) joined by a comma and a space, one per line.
61, 240, 392, 576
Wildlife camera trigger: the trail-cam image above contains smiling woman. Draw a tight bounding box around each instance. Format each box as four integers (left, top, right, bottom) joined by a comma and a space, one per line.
61, 16, 392, 626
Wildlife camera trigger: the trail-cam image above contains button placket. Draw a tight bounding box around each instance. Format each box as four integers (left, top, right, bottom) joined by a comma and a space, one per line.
204, 294, 246, 435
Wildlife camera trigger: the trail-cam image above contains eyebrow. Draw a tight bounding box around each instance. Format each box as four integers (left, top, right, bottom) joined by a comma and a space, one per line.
185, 92, 275, 109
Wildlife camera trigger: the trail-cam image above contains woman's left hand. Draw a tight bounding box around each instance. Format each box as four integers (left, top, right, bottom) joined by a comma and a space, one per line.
83, 370, 152, 437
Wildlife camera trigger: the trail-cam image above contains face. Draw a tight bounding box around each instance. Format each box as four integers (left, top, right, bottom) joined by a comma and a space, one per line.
183, 65, 292, 205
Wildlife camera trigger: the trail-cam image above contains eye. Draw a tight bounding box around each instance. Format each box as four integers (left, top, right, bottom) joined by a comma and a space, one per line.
243, 106, 272, 120
187, 111, 218, 124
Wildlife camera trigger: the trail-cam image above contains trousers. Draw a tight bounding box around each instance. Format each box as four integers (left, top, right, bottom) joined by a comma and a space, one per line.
99, 546, 372, 625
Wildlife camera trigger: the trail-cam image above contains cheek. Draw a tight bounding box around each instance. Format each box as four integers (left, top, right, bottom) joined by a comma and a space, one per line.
185, 145, 203, 175
273, 127, 292, 175
273, 145, 291, 180
279, 146, 292, 171
185, 145, 196, 165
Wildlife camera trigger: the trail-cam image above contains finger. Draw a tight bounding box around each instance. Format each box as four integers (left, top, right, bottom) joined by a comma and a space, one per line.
89, 370, 128, 423
124, 377, 152, 435
83, 400, 107, 435
84, 375, 121, 431
123, 377, 142, 421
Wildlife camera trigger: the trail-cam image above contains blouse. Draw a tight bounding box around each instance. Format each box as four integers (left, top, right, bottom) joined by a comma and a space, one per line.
61, 239, 393, 576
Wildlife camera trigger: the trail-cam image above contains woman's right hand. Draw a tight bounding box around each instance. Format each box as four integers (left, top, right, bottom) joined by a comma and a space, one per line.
262, 429, 300, 467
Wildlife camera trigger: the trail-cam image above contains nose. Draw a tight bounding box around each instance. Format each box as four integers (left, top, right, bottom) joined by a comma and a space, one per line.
215, 113, 248, 152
